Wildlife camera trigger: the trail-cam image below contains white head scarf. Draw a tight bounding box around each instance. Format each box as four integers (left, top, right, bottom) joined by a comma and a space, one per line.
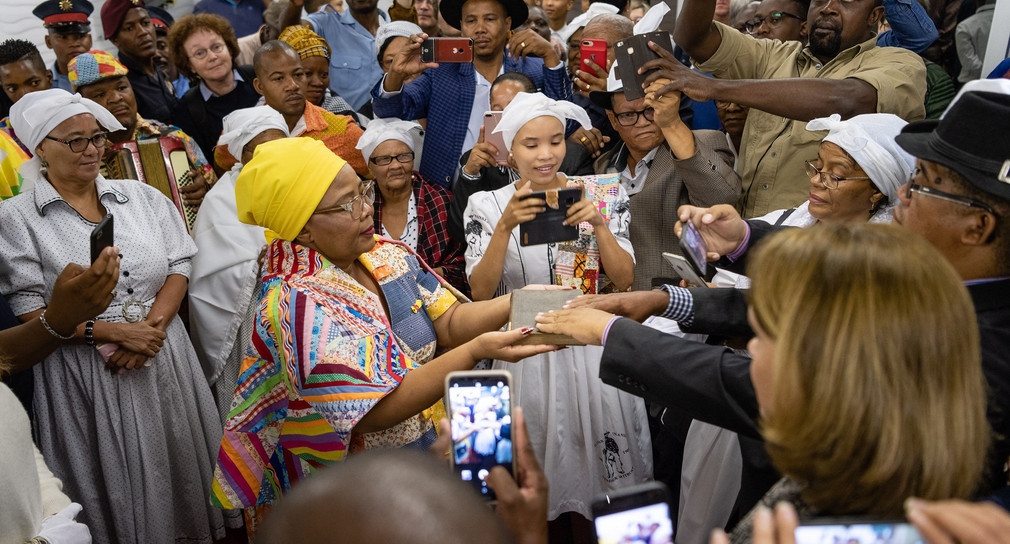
9, 88, 124, 181
493, 92, 592, 150
559, 2, 620, 43
374, 21, 424, 58
218, 106, 291, 166
355, 118, 423, 162
805, 113, 914, 204
941, 78, 1010, 118
633, 1, 670, 33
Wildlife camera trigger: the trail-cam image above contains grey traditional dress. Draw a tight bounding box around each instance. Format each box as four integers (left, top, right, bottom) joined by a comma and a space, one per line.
0, 175, 228, 544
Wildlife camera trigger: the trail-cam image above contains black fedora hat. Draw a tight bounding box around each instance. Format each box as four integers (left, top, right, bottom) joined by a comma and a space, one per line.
895, 85, 1010, 201
440, 0, 529, 30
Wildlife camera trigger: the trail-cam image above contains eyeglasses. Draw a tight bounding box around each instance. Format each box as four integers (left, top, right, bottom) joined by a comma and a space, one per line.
313, 180, 376, 220
189, 42, 227, 61
745, 11, 806, 34
45, 133, 107, 153
370, 151, 414, 166
615, 107, 655, 126
804, 159, 871, 190
905, 181, 998, 217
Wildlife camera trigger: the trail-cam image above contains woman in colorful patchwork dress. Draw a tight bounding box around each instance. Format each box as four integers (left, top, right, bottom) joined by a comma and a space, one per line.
211, 138, 558, 518
462, 92, 653, 522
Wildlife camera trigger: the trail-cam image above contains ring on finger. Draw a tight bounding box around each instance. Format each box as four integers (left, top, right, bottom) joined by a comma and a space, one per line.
580, 136, 588, 143
520, 42, 525, 49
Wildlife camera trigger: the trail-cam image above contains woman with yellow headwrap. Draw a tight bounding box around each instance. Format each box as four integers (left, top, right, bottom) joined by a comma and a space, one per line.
211, 138, 557, 511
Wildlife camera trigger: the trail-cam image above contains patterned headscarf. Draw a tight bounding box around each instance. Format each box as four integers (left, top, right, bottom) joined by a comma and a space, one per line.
278, 26, 331, 61
68, 50, 129, 91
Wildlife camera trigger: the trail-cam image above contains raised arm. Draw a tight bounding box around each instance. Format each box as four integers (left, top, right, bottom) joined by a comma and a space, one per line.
876, 0, 938, 53
282, 0, 311, 29
673, 0, 725, 63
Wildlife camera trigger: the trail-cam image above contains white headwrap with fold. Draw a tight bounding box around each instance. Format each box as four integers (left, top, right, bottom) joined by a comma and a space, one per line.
355, 117, 423, 162
374, 21, 424, 57
218, 106, 291, 166
9, 88, 125, 181
494, 92, 592, 150
805, 113, 914, 204
633, 1, 671, 34
559, 2, 620, 43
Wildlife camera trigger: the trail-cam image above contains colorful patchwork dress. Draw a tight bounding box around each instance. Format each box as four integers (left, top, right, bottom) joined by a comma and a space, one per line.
462, 174, 653, 519
212, 236, 457, 509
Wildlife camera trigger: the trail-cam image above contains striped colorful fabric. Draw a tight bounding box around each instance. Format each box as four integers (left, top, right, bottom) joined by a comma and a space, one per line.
211, 237, 458, 508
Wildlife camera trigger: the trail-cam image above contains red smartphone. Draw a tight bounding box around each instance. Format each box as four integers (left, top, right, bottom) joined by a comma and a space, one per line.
579, 39, 608, 80
420, 37, 474, 63
483, 111, 508, 165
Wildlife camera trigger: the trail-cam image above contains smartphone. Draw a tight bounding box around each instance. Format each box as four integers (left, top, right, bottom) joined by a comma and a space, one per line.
445, 370, 515, 501
90, 214, 114, 263
614, 31, 675, 101
662, 252, 708, 288
420, 37, 474, 63
592, 482, 674, 544
518, 187, 583, 246
580, 39, 608, 80
794, 519, 923, 544
483, 111, 508, 165
678, 220, 708, 276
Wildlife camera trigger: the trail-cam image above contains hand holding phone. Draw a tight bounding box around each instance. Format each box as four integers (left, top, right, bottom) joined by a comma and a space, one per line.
678, 220, 708, 276
592, 482, 674, 543
662, 252, 708, 288
483, 111, 508, 165
578, 39, 608, 92
421, 37, 474, 63
518, 187, 582, 246
90, 214, 114, 264
615, 31, 675, 101
446, 370, 515, 501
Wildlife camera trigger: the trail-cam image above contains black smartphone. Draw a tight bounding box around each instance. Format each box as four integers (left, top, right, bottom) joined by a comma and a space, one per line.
445, 370, 515, 501
90, 214, 114, 263
614, 31, 675, 101
592, 482, 674, 543
795, 519, 923, 544
678, 220, 708, 276
518, 187, 583, 246
420, 37, 474, 63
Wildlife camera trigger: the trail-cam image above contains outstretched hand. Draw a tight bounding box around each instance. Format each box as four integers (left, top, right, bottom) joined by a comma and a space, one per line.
676, 204, 748, 261
534, 307, 614, 346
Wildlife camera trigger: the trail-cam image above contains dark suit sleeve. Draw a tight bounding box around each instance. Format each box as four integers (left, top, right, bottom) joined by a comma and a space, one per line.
681, 287, 753, 337
600, 318, 761, 439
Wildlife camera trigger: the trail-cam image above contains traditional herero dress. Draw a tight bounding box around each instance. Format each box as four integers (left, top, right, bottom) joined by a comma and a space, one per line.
0, 176, 227, 544
212, 237, 456, 509
463, 173, 654, 519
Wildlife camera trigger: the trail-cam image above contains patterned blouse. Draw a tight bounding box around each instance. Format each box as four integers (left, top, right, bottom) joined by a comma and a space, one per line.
211, 237, 459, 509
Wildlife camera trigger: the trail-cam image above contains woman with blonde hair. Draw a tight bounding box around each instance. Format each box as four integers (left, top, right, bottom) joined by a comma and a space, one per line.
536, 223, 990, 538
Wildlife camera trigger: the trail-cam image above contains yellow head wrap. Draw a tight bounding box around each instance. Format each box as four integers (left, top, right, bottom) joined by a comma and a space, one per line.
278, 25, 331, 60
235, 138, 348, 242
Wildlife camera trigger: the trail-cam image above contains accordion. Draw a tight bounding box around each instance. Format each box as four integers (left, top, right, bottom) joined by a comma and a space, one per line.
106, 136, 198, 232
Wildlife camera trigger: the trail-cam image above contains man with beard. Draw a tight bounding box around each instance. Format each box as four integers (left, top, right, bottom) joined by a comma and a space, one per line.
32, 0, 94, 92
281, 0, 389, 111
373, 0, 571, 187
250, 41, 368, 176
644, 0, 927, 218
101, 0, 179, 124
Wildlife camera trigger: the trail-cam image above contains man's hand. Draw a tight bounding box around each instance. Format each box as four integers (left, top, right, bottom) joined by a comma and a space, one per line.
676, 204, 748, 261
569, 126, 608, 158
45, 247, 121, 335
644, 78, 684, 128
563, 291, 669, 322
508, 29, 560, 68
384, 33, 439, 91
464, 125, 502, 175
485, 407, 549, 544
534, 307, 614, 346
640, 41, 719, 103
907, 498, 1010, 544
179, 169, 209, 208
574, 56, 609, 95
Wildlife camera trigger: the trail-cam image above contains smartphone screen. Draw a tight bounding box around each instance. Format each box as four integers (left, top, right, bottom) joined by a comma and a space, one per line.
679, 220, 708, 276
592, 483, 674, 544
795, 522, 923, 544
446, 371, 514, 500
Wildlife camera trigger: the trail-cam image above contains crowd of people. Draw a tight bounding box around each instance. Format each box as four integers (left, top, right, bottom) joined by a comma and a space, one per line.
0, 0, 1008, 543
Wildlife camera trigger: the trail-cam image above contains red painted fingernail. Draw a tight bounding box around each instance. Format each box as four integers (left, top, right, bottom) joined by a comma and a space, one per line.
521, 327, 535, 335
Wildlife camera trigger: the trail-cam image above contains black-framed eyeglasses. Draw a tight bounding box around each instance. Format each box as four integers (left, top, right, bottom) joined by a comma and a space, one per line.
905, 181, 998, 217
745, 11, 806, 34
369, 151, 414, 166
804, 159, 871, 190
190, 42, 227, 61
313, 179, 376, 220
615, 107, 655, 126
45, 133, 107, 153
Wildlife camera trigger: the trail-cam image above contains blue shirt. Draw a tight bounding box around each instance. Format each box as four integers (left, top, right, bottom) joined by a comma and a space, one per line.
306, 8, 389, 111
876, 0, 938, 54
194, 0, 265, 38
51, 61, 72, 92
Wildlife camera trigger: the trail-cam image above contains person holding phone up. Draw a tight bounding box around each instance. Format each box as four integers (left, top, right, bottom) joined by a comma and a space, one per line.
463, 92, 653, 523
0, 88, 228, 543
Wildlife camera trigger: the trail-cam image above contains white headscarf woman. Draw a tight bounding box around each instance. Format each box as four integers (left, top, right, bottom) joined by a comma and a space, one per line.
190, 106, 290, 411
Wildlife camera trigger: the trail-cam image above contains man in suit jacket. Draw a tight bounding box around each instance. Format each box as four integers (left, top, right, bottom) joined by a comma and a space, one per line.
591, 86, 740, 291
372, 0, 572, 187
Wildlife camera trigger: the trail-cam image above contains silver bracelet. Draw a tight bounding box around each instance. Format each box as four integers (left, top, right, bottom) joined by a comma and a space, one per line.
39, 310, 74, 341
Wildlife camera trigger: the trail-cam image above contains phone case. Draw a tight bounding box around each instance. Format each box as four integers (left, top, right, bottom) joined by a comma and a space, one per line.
519, 187, 582, 246
483, 111, 508, 165
90, 214, 114, 263
420, 37, 474, 63
579, 39, 608, 77
662, 252, 709, 288
614, 31, 675, 101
